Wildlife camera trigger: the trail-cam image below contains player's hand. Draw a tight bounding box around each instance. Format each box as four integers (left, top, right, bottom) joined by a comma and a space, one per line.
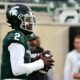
42, 50, 51, 55
35, 50, 55, 68
35, 50, 50, 60
34, 50, 54, 72
40, 53, 54, 67
40, 52, 55, 72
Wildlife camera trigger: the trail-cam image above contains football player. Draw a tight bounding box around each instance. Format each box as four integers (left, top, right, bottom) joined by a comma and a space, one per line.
1, 4, 54, 79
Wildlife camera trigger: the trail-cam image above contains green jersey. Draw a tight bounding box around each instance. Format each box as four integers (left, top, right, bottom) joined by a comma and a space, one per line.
1, 30, 31, 79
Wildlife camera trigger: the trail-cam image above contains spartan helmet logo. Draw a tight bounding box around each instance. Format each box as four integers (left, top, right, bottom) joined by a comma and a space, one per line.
9, 6, 19, 16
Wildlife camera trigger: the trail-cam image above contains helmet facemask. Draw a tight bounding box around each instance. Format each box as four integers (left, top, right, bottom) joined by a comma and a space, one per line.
18, 12, 36, 32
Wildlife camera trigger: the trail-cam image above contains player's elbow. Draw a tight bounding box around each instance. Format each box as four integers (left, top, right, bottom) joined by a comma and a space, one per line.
12, 68, 20, 76
12, 65, 23, 76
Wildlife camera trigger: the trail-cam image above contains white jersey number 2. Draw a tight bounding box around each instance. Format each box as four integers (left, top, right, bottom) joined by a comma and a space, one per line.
14, 33, 20, 41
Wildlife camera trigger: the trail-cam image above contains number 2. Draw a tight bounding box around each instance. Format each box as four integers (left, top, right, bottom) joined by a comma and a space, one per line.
14, 33, 20, 41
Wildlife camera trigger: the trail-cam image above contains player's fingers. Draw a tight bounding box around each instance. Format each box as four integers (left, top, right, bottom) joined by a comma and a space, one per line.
48, 58, 55, 62
46, 64, 54, 68
46, 62, 54, 66
42, 50, 51, 55
48, 55, 53, 58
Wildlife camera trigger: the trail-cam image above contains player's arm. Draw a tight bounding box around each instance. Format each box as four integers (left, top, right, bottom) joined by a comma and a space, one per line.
63, 55, 72, 80
8, 43, 54, 76
8, 43, 44, 76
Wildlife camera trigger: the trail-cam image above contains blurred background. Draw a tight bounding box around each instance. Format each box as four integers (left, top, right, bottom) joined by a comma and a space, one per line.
0, 0, 80, 80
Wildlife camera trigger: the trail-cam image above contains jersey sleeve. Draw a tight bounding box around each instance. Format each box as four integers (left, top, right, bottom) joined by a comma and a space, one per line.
4, 30, 26, 47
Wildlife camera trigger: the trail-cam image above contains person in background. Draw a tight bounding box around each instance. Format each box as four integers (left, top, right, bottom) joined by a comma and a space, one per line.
63, 34, 80, 80
27, 33, 44, 54
27, 33, 54, 80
